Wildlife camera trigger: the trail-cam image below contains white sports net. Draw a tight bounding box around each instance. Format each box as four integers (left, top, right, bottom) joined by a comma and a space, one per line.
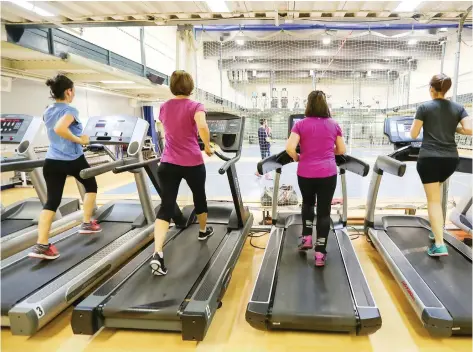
191, 26, 472, 208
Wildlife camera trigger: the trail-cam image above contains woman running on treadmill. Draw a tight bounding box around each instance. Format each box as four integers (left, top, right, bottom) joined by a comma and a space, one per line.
410, 73, 472, 257
29, 75, 101, 260
150, 70, 214, 276
286, 91, 346, 266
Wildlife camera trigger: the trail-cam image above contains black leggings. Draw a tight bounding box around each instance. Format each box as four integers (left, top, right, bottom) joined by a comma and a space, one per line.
156, 162, 207, 222
298, 175, 337, 254
43, 155, 98, 212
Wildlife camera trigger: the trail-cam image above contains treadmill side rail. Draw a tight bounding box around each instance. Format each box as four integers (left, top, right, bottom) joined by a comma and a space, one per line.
334, 230, 381, 335
246, 226, 285, 330
7, 225, 154, 336
368, 228, 453, 337
181, 214, 253, 341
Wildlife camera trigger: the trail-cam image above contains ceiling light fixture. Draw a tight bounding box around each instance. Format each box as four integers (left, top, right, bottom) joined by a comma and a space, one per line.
367, 70, 372, 77
236, 39, 245, 46
394, 0, 422, 12
10, 0, 54, 17
408, 38, 418, 45
323, 37, 331, 45
438, 27, 448, 33
205, 0, 230, 13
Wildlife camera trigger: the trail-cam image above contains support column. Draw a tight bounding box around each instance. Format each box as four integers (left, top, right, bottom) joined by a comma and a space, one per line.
140, 27, 147, 76
440, 39, 447, 74
442, 6, 471, 221
312, 71, 316, 91
219, 38, 223, 98
406, 60, 412, 106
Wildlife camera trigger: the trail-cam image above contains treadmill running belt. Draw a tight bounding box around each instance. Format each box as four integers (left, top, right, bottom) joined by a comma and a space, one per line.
1, 222, 133, 315
102, 224, 228, 321
1, 219, 34, 237
386, 226, 472, 328
271, 225, 356, 330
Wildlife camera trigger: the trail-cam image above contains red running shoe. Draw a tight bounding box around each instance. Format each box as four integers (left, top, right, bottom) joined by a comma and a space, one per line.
28, 244, 60, 260
79, 219, 102, 234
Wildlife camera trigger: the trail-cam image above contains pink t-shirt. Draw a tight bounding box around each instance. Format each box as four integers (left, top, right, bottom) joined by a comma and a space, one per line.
291, 117, 342, 179
159, 98, 205, 167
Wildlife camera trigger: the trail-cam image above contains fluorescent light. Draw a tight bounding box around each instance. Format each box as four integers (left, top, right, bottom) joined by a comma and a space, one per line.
394, 0, 422, 12
323, 37, 331, 45
206, 0, 230, 13
100, 80, 135, 84
309, 70, 315, 77
439, 27, 448, 32
236, 39, 245, 46
10, 0, 54, 17
367, 70, 372, 77
252, 70, 257, 77
408, 39, 417, 45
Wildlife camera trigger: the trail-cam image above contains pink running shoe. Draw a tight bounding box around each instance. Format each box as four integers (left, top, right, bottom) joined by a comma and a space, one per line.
298, 235, 312, 250
315, 252, 326, 267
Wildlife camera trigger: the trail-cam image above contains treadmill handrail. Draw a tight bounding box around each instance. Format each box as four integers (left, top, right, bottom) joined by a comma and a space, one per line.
373, 155, 406, 177
257, 150, 370, 176
216, 150, 241, 175
0, 158, 45, 173
113, 157, 161, 174
80, 158, 136, 179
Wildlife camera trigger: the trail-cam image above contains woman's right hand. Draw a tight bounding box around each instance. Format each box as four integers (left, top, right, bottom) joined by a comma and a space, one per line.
79, 134, 90, 145
204, 145, 214, 157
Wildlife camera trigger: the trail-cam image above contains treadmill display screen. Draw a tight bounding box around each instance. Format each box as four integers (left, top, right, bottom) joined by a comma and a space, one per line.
0, 118, 23, 134
208, 120, 227, 133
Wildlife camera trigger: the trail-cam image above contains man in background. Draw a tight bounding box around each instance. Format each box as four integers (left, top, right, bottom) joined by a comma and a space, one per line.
256, 119, 272, 179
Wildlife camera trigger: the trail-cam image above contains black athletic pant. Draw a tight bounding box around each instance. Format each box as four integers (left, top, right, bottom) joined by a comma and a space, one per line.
156, 162, 207, 222
43, 155, 97, 212
298, 175, 337, 254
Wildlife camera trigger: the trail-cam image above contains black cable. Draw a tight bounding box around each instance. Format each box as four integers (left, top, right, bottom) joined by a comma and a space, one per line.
248, 231, 269, 249
347, 225, 362, 241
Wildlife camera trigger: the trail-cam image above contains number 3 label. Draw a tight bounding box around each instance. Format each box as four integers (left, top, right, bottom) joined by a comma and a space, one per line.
34, 305, 44, 319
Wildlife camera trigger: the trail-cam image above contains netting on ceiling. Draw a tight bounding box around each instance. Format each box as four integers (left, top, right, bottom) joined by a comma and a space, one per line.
193, 26, 472, 151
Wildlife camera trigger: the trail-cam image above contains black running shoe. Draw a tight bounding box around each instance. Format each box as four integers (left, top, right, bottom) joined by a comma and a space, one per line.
198, 226, 214, 241
150, 252, 168, 276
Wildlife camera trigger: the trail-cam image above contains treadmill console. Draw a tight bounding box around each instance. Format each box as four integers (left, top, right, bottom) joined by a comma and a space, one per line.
0, 115, 35, 144
288, 114, 305, 137
83, 115, 149, 156
384, 116, 423, 146
205, 112, 244, 153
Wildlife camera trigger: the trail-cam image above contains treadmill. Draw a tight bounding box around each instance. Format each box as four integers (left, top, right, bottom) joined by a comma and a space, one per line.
364, 116, 472, 337
246, 115, 381, 335
72, 112, 254, 341
0, 115, 168, 336
1, 114, 80, 257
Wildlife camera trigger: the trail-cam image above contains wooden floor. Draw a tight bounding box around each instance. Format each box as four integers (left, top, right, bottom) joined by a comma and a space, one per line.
1, 175, 472, 352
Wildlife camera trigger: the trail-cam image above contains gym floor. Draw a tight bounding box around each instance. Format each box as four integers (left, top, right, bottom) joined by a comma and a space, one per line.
1, 145, 471, 352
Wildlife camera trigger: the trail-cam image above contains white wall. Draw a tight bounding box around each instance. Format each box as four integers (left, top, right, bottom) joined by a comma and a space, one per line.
404, 39, 473, 105
0, 77, 140, 121
62, 26, 177, 76
195, 48, 245, 105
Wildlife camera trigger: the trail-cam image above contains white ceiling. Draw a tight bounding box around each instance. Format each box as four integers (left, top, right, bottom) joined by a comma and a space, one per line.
0, 1, 471, 26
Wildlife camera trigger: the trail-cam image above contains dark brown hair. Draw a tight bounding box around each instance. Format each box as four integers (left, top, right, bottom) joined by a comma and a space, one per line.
170, 70, 194, 96
45, 74, 74, 100
430, 73, 452, 95
305, 90, 331, 118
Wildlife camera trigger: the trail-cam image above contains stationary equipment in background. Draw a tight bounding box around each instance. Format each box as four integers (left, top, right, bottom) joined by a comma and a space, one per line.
72, 112, 254, 341
0, 114, 80, 258
246, 114, 381, 335
0, 115, 169, 336
450, 192, 472, 246
364, 116, 472, 337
